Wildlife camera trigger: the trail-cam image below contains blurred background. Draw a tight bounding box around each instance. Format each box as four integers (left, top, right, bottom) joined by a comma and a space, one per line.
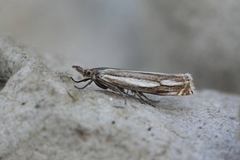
0, 0, 239, 94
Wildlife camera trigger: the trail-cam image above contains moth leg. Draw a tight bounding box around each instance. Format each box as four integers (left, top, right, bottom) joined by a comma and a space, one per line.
117, 87, 125, 93
131, 91, 145, 103
107, 86, 127, 104
134, 91, 156, 107
70, 77, 91, 83
74, 80, 93, 89
96, 79, 128, 104
116, 88, 134, 97
139, 92, 160, 103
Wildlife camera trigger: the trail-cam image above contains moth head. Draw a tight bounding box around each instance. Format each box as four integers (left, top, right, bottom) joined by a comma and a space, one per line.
83, 69, 94, 77
72, 65, 95, 78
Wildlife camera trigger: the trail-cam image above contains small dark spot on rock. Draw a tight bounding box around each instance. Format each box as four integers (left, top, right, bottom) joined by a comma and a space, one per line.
215, 135, 218, 138
198, 127, 202, 129
75, 128, 89, 141
229, 116, 235, 120
35, 104, 40, 109
112, 121, 115, 124
113, 106, 124, 109
148, 127, 152, 131
21, 102, 26, 105
42, 127, 46, 131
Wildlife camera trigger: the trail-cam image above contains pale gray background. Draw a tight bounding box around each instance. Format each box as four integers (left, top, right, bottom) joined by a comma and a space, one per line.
0, 0, 240, 94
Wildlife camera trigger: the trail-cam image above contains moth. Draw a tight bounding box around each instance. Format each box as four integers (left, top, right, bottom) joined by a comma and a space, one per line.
70, 65, 195, 106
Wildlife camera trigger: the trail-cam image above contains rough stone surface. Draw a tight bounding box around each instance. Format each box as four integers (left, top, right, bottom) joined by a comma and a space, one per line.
0, 37, 240, 160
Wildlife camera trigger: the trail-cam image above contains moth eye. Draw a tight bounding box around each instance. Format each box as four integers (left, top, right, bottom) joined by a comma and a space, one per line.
85, 70, 92, 76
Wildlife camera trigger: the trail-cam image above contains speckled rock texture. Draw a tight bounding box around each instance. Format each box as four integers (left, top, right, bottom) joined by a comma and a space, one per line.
0, 38, 240, 160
